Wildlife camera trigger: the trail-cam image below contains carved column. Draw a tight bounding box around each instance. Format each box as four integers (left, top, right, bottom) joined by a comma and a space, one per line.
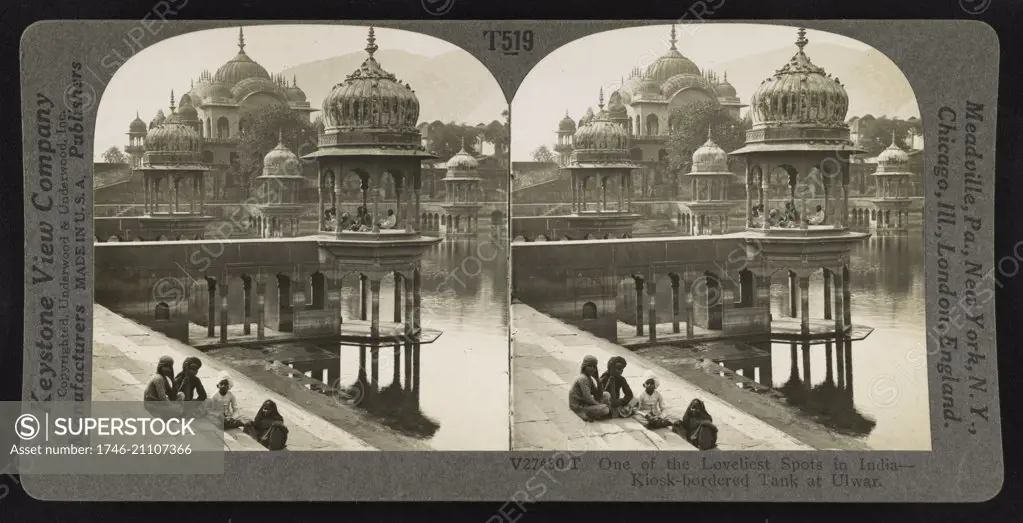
634, 278, 644, 337
671, 276, 680, 334
256, 279, 266, 340
842, 265, 851, 328
647, 280, 657, 342
219, 278, 229, 343
799, 275, 810, 335
833, 270, 845, 333
393, 272, 403, 323
370, 279, 381, 338
823, 269, 832, 320
788, 271, 798, 318
745, 165, 753, 228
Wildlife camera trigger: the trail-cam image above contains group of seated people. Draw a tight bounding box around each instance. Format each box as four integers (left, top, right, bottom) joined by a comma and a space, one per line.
323, 207, 398, 232
568, 355, 718, 450
751, 202, 826, 228
143, 355, 289, 451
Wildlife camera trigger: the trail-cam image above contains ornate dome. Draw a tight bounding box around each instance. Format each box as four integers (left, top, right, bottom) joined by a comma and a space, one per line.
607, 91, 628, 119
231, 76, 286, 102
214, 28, 271, 87
645, 26, 701, 83
714, 71, 737, 98
149, 109, 166, 129
558, 111, 576, 132
285, 76, 307, 102
690, 130, 730, 173
749, 28, 849, 127
204, 82, 234, 102
144, 114, 201, 154
446, 142, 479, 172
661, 72, 716, 98
321, 28, 420, 131
129, 112, 147, 133
261, 134, 301, 177
876, 134, 910, 172
573, 97, 629, 152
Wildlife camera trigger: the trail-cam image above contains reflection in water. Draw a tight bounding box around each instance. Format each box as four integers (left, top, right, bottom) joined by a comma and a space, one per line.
750, 233, 928, 449
282, 232, 509, 450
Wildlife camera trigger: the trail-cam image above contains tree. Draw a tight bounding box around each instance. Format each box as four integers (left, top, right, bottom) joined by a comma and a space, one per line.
666, 100, 750, 177
851, 116, 919, 156
102, 146, 128, 164
531, 145, 556, 164
230, 103, 319, 195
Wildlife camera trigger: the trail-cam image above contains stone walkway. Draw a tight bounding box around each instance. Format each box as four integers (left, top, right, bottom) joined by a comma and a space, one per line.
92, 305, 377, 451
512, 304, 812, 451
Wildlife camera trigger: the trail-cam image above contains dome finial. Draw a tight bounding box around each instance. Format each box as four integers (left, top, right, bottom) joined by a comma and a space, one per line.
891, 129, 898, 147
707, 125, 713, 141
366, 27, 378, 58
795, 27, 808, 52
238, 27, 246, 54
169, 90, 175, 112
278, 129, 284, 145
293, 74, 298, 87
598, 87, 604, 111
670, 24, 677, 50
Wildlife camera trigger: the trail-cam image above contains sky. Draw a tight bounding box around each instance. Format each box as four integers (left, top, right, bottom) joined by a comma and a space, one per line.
93, 25, 463, 157
511, 23, 920, 161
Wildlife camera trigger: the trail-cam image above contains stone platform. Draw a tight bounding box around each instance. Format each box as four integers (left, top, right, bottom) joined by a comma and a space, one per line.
512, 304, 812, 451
93, 305, 377, 451
188, 321, 442, 350
616, 318, 873, 349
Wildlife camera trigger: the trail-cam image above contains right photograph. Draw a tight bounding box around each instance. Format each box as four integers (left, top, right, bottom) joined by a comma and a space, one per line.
510, 24, 928, 451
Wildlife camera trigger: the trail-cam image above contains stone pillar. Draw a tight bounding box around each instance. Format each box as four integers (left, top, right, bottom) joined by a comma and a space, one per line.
842, 265, 851, 328
220, 279, 229, 343
414, 167, 422, 232
370, 279, 381, 338
601, 177, 608, 212
206, 279, 216, 338
318, 170, 325, 230
824, 341, 834, 384
647, 280, 657, 342
256, 279, 266, 340
404, 271, 415, 336
833, 270, 845, 332
634, 278, 644, 337
571, 175, 578, 213
413, 268, 422, 333
173, 176, 180, 213
823, 269, 832, 320
671, 276, 680, 334
360, 274, 369, 321
370, 344, 380, 393
801, 343, 811, 385
760, 165, 770, 230
788, 271, 798, 318
243, 277, 252, 335
799, 275, 810, 335
393, 272, 403, 323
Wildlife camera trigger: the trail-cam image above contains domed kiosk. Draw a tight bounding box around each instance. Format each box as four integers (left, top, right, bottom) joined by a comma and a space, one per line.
439, 140, 484, 235
730, 27, 870, 336
561, 88, 643, 240
303, 27, 442, 357
684, 128, 737, 235
869, 132, 913, 233
253, 132, 305, 238
136, 91, 214, 239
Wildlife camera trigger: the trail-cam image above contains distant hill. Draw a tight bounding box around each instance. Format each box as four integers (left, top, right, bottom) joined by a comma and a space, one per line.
282, 49, 508, 126
711, 41, 920, 119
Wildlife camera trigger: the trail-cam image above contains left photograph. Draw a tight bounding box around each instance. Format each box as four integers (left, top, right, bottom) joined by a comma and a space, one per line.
91, 24, 510, 451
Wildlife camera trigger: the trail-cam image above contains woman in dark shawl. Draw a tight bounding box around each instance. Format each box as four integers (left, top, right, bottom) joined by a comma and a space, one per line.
598, 356, 636, 418
675, 398, 718, 450
248, 399, 289, 451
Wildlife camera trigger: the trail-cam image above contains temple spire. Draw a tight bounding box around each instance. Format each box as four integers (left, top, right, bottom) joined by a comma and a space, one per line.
293, 74, 298, 87
278, 129, 284, 145
795, 27, 808, 52
365, 27, 378, 58
238, 27, 246, 53
891, 129, 898, 147
598, 87, 604, 111
169, 90, 175, 112
670, 24, 677, 50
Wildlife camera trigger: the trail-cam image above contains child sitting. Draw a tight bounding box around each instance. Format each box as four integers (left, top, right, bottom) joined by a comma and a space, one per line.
207, 371, 249, 430
635, 371, 672, 429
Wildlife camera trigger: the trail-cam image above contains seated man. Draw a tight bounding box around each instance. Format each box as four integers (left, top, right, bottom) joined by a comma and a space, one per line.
808, 205, 825, 225
379, 209, 397, 229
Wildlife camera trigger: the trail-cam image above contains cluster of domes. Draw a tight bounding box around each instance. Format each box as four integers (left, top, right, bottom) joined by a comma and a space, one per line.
321, 27, 420, 132
749, 28, 849, 127
143, 92, 203, 160
261, 133, 302, 177
185, 29, 308, 107
572, 90, 629, 152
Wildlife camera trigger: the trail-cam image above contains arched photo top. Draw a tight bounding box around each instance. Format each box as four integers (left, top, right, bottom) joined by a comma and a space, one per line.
512, 23, 921, 163
94, 24, 507, 162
